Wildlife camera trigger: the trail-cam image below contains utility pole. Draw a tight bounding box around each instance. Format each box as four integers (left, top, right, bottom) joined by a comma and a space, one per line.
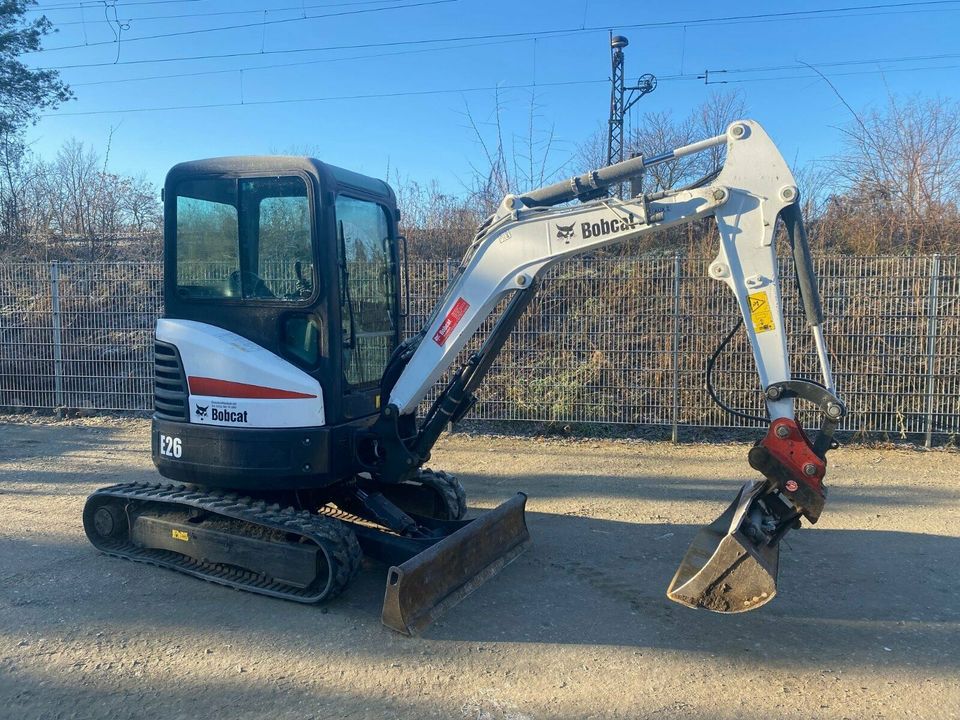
607, 34, 628, 170
606, 33, 657, 197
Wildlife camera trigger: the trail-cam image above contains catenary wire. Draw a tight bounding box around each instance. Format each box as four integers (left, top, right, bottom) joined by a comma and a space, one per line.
65, 47, 960, 88
40, 58, 960, 118
34, 0, 457, 53
48, 0, 421, 26
33, 0, 960, 61
67, 35, 569, 86
29, 0, 202, 9
45, 78, 609, 116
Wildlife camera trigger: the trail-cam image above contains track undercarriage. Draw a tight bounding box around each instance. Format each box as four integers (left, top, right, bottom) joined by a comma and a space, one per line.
83, 470, 530, 634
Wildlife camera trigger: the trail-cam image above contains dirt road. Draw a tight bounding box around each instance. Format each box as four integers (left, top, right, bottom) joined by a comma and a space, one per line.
0, 418, 957, 719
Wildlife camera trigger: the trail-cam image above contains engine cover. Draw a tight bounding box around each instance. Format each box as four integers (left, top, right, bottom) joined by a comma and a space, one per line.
156, 318, 326, 429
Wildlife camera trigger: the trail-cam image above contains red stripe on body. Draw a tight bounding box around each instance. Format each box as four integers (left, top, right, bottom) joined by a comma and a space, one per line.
188, 376, 316, 400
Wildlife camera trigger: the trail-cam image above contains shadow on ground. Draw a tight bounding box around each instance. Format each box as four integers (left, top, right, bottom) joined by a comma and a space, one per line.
457, 468, 960, 510
2, 513, 956, 674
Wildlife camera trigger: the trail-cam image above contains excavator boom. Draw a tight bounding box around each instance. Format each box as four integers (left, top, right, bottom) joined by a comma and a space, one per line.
376, 120, 845, 613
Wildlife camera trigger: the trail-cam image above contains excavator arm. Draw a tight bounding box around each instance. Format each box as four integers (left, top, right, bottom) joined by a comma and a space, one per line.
374, 120, 845, 614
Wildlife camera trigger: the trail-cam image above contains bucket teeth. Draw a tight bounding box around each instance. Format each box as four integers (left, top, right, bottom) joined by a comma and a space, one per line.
666, 480, 779, 613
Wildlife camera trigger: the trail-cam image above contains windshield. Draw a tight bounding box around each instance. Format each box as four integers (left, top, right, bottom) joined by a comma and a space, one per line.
175, 175, 314, 301
336, 195, 397, 386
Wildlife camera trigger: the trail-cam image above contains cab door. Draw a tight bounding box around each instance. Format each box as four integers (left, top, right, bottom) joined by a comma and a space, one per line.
334, 194, 400, 419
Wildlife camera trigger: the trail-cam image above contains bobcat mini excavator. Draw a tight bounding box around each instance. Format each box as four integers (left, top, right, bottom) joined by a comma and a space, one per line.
83, 120, 845, 633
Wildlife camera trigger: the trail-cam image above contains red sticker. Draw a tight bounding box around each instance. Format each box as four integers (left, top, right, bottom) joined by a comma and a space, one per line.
433, 297, 470, 345
785, 480, 799, 493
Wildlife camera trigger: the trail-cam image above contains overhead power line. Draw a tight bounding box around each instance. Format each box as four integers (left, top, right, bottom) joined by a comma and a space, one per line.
33, 0, 456, 53
708, 61, 960, 84
41, 59, 960, 119
57, 35, 960, 91
45, 78, 608, 117
48, 0, 414, 26
64, 48, 960, 91
30, 0, 201, 9
34, 0, 960, 64
37, 28, 592, 69
712, 51, 960, 76
68, 36, 543, 87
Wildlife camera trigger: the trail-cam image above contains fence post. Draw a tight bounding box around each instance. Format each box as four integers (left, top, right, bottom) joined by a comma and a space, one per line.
923, 253, 941, 449
49, 261, 64, 414
671, 253, 681, 444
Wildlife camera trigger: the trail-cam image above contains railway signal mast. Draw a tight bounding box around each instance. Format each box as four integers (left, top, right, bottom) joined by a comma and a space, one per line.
607, 33, 657, 196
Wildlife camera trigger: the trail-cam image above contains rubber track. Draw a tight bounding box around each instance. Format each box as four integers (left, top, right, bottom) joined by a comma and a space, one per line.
84, 482, 362, 603
417, 468, 468, 520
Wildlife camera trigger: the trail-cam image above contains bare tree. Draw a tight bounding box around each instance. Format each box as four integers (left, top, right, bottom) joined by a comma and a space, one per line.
790, 161, 836, 251
626, 91, 748, 193
826, 93, 960, 253
0, 134, 32, 248
572, 123, 607, 175
392, 175, 479, 260
627, 109, 697, 192
462, 88, 567, 215
43, 139, 100, 239
0, 137, 161, 260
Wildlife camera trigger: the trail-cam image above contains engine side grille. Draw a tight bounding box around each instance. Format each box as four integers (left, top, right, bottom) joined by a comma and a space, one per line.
154, 341, 189, 421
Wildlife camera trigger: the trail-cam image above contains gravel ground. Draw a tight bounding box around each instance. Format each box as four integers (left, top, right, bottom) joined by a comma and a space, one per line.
0, 417, 957, 720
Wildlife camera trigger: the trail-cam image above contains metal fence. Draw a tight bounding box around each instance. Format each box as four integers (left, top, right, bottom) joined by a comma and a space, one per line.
1, 256, 957, 443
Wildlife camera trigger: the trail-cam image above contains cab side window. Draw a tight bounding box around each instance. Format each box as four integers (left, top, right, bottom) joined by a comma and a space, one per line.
335, 196, 396, 386
176, 181, 240, 298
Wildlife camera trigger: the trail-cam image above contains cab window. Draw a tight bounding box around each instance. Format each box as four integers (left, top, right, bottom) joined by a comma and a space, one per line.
175, 175, 315, 301
175, 180, 239, 296
335, 195, 397, 386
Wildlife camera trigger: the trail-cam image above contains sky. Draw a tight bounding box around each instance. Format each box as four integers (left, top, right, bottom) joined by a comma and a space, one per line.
20, 0, 960, 195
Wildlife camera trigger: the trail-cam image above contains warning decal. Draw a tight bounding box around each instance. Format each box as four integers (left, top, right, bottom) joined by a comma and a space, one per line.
433, 297, 470, 345
748, 291, 776, 334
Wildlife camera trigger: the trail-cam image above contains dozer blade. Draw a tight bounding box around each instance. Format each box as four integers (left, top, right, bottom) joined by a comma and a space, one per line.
381, 492, 530, 635
666, 480, 779, 613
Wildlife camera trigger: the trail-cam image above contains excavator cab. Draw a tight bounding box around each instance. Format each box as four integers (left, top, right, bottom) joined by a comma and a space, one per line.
157, 157, 402, 486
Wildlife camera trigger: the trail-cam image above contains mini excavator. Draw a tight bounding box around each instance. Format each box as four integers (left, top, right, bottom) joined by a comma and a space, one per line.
83, 120, 845, 633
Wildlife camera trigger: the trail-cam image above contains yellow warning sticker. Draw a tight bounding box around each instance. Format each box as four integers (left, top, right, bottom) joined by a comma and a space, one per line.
748, 291, 776, 334
171, 529, 189, 542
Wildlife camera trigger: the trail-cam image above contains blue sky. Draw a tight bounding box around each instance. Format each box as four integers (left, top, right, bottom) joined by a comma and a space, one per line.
22, 0, 960, 194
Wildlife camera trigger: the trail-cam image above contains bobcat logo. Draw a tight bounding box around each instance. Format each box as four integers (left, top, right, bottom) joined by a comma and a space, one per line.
555, 223, 576, 243
195, 405, 208, 419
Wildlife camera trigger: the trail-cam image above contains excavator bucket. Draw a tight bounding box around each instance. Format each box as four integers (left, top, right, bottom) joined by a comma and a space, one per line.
381, 493, 530, 635
667, 480, 779, 613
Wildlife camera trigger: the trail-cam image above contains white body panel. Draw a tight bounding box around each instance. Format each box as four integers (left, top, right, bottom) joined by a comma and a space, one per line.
156, 318, 326, 428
